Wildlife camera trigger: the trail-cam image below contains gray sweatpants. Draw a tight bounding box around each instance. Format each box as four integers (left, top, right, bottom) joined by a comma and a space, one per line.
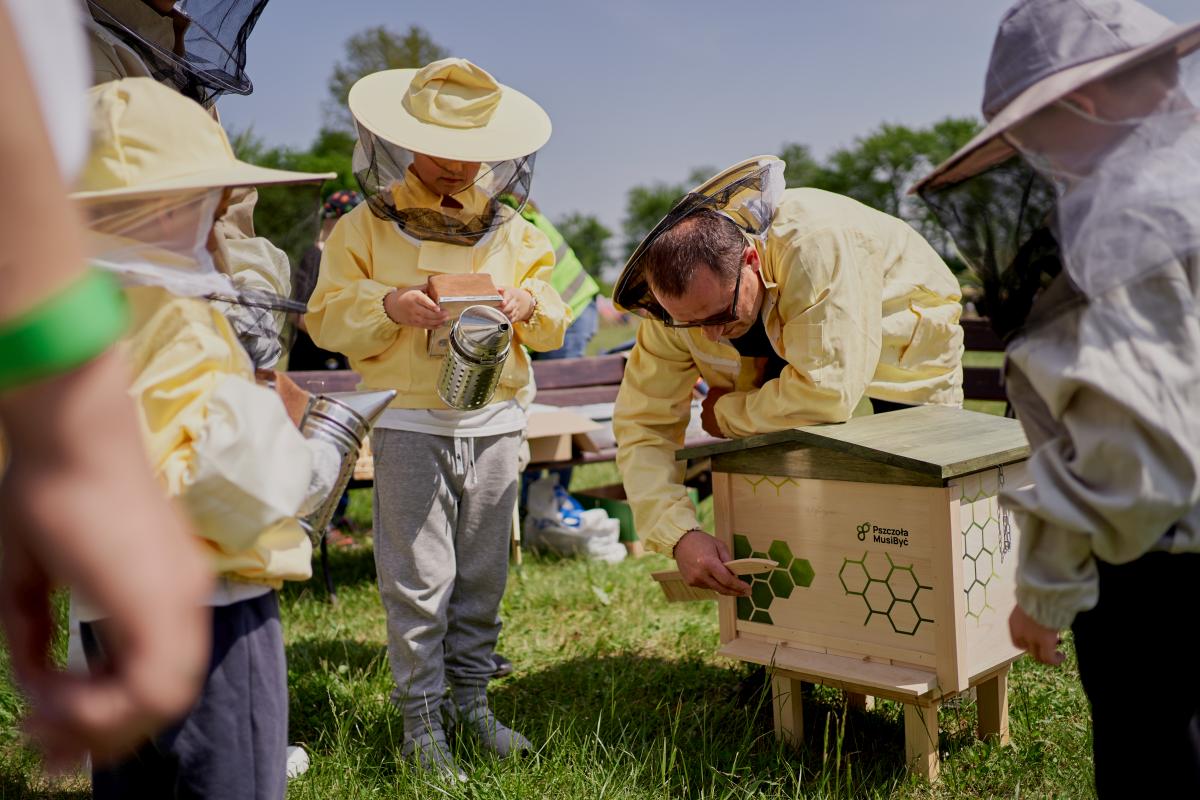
371, 427, 519, 722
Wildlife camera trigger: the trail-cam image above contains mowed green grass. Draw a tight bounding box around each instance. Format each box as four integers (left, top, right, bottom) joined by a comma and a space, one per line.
2, 327, 1083, 799
0, 546, 1093, 799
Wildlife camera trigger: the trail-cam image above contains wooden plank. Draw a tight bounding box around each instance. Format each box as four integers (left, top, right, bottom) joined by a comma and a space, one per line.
737, 623, 937, 671
652, 558, 778, 602
285, 369, 361, 394
904, 702, 941, 781
711, 443, 940, 487
533, 386, 622, 407
932, 490, 969, 695
963, 366, 1007, 402
726, 476, 943, 665
531, 354, 626, 390
771, 674, 804, 747
976, 668, 1010, 745
680, 406, 1029, 483
719, 638, 940, 701
713, 473, 738, 645
845, 691, 875, 712
961, 318, 1005, 352
955, 465, 1029, 680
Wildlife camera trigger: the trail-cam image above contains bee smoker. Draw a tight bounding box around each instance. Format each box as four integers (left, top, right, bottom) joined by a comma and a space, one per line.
436, 305, 512, 410
298, 388, 395, 545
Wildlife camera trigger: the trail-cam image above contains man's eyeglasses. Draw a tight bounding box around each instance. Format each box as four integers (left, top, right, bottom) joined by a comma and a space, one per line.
660, 265, 744, 328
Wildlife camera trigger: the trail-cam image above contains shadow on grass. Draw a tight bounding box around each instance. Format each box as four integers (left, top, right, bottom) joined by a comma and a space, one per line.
281, 543, 378, 605
488, 653, 927, 795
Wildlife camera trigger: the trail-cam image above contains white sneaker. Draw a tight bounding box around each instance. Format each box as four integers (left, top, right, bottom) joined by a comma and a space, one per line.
286, 745, 310, 779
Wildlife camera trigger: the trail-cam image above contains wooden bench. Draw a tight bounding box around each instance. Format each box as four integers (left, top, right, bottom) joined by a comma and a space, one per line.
961, 317, 1008, 406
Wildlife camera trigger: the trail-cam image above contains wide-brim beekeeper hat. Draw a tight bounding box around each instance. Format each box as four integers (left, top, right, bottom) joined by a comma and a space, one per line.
74, 77, 335, 200
348, 57, 551, 162
613, 155, 785, 319
915, 0, 1200, 194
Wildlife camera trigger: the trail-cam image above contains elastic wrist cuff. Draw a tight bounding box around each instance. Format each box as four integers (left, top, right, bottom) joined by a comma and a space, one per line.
0, 270, 128, 392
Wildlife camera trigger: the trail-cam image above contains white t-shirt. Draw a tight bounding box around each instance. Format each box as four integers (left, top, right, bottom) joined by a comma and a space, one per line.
2, 0, 91, 181
377, 399, 527, 438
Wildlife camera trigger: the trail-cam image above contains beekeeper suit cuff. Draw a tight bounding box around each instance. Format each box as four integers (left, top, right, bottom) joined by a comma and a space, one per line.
1010, 504, 1099, 631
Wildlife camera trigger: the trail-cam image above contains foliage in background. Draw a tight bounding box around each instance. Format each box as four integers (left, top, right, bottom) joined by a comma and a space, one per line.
231, 128, 359, 268
620, 119, 981, 273
621, 167, 715, 260
323, 25, 448, 134
555, 212, 613, 280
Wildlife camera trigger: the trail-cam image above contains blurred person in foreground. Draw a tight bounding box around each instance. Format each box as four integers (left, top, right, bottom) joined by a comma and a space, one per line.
0, 0, 210, 770
82, 0, 296, 368
74, 77, 339, 800
612, 157, 964, 597
915, 1, 1200, 795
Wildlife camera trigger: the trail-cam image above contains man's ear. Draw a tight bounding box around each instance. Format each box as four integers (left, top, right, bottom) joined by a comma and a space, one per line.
744, 244, 761, 273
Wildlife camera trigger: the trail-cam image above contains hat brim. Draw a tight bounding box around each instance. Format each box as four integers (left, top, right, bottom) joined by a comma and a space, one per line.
72, 163, 336, 201
914, 21, 1200, 194
348, 69, 551, 163
612, 155, 781, 313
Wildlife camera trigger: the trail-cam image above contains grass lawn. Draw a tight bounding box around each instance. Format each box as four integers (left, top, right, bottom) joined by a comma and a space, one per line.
1, 475, 1095, 799
2, 327, 1094, 798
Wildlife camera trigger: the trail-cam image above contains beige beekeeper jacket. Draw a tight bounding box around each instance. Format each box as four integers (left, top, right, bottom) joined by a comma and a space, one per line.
122, 285, 313, 585
614, 188, 965, 555
306, 192, 568, 409
85, 0, 292, 361
1003, 261, 1200, 631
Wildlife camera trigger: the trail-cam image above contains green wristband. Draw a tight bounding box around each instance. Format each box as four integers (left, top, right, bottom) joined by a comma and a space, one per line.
0, 270, 129, 392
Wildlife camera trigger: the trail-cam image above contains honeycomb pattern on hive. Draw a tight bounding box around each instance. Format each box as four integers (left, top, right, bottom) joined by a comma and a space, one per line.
957, 472, 1004, 621
732, 534, 815, 625
838, 551, 933, 635
741, 475, 798, 496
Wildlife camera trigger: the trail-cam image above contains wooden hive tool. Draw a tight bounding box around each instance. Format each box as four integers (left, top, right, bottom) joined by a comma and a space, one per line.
652, 558, 778, 602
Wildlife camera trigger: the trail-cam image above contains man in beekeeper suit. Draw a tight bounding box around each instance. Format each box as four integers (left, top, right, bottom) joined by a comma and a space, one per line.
613, 157, 964, 596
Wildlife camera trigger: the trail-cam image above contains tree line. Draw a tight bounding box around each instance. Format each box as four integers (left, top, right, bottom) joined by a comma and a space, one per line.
235, 25, 981, 286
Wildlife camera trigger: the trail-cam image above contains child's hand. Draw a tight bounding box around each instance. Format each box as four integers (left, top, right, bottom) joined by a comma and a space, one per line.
498, 287, 535, 324
384, 287, 449, 329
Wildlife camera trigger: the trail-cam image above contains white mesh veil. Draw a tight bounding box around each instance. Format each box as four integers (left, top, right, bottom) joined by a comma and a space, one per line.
1006, 48, 1200, 297
352, 122, 534, 247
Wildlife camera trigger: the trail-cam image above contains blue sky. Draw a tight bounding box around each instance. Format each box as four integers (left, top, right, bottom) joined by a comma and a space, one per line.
219, 0, 1198, 236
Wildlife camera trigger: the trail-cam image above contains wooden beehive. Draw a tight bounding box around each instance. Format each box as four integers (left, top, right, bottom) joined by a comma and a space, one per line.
677, 405, 1031, 780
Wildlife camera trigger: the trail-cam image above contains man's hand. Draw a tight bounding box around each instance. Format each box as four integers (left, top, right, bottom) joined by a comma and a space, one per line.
384, 286, 448, 330
700, 387, 730, 438
672, 530, 750, 597
1009, 605, 1065, 666
498, 286, 535, 324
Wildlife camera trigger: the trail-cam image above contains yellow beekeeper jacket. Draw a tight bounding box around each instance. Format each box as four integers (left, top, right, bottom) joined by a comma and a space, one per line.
122, 285, 313, 586
85, 0, 293, 361
305, 175, 569, 407
615, 188, 964, 555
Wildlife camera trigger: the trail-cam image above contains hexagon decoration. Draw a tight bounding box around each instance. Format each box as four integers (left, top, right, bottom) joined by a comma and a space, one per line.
959, 484, 1004, 621
768, 540, 794, 567
838, 559, 870, 595
769, 569, 794, 599
839, 551, 934, 635
732, 534, 752, 560
789, 558, 815, 588
750, 578, 774, 610
730, 535, 817, 624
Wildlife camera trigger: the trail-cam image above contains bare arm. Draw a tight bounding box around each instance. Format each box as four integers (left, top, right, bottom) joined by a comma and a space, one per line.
0, 6, 210, 768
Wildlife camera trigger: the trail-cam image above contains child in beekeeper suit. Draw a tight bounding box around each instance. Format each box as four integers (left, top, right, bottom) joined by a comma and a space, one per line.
73, 77, 340, 800
305, 58, 568, 779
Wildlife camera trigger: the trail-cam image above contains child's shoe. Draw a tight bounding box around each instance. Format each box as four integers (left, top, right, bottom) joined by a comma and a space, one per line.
402, 719, 466, 782
456, 699, 532, 759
